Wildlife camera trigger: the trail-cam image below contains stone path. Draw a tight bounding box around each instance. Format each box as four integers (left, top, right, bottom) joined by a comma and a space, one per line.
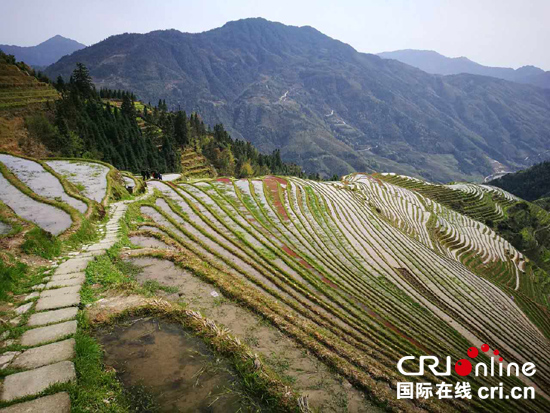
0, 200, 131, 411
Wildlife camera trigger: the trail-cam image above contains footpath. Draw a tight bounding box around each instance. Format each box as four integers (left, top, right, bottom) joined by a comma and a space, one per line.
0, 195, 137, 412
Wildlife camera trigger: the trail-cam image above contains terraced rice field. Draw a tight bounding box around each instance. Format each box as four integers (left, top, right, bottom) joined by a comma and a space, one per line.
0, 155, 114, 235
46, 160, 109, 203
0, 63, 58, 109
128, 175, 550, 412
0, 154, 87, 213
180, 148, 216, 179
0, 172, 71, 235
377, 173, 549, 308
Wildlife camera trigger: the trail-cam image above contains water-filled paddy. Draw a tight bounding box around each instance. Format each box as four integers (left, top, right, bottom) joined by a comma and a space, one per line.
96, 317, 261, 412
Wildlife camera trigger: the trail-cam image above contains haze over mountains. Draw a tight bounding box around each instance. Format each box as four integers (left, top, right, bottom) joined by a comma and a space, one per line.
44, 18, 550, 182
378, 49, 550, 90
0, 35, 85, 67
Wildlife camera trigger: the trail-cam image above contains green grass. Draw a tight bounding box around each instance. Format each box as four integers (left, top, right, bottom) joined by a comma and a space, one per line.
67, 313, 130, 412
0, 261, 26, 301
21, 228, 61, 258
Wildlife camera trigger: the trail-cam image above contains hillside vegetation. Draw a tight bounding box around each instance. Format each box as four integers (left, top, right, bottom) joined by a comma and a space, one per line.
45, 18, 550, 181
490, 161, 550, 201
0, 50, 58, 157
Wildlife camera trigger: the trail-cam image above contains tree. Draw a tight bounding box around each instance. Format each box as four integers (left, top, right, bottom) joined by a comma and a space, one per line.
173, 111, 188, 147
72, 63, 94, 97
239, 161, 254, 178
218, 148, 235, 176
121, 94, 135, 118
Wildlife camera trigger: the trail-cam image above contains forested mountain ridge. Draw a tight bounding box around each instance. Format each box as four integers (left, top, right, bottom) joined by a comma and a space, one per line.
0, 35, 86, 68
45, 18, 550, 182
378, 49, 550, 89
0, 48, 305, 179
490, 161, 550, 202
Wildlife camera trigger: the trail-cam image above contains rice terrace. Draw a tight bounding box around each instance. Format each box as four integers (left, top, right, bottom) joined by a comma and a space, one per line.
0, 148, 549, 411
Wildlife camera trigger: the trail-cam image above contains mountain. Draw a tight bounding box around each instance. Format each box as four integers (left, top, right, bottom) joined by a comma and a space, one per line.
45, 19, 550, 182
0, 35, 86, 67
378, 49, 550, 89
490, 161, 550, 201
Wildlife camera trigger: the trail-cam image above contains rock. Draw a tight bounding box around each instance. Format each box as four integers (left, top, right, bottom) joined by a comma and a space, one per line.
31, 284, 45, 291
35, 293, 80, 312
24, 292, 40, 301
1, 362, 76, 401
20, 320, 77, 347
0, 331, 9, 340
9, 316, 21, 326
0, 392, 70, 412
0, 351, 21, 369
15, 302, 33, 315
11, 339, 75, 370
27, 307, 78, 327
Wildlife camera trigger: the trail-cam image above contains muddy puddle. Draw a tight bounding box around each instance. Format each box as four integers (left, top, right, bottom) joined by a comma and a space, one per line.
97, 317, 260, 412
124, 257, 380, 412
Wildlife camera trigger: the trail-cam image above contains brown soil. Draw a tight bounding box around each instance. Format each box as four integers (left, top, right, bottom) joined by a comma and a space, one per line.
264, 178, 289, 220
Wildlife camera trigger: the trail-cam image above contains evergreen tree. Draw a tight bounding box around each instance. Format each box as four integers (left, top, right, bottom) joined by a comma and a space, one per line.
173, 111, 189, 147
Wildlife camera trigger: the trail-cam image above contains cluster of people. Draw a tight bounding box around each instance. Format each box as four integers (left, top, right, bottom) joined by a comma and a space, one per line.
140, 170, 163, 181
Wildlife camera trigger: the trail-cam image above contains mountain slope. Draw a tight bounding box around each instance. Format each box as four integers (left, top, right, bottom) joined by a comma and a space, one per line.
378, 49, 550, 89
0, 35, 86, 67
45, 19, 550, 182
490, 161, 550, 201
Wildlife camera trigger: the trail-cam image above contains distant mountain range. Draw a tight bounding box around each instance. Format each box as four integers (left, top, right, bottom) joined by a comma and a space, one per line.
0, 35, 86, 67
44, 19, 550, 182
378, 49, 550, 89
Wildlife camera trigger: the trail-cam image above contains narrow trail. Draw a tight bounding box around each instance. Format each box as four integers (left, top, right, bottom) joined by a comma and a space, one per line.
0, 188, 151, 410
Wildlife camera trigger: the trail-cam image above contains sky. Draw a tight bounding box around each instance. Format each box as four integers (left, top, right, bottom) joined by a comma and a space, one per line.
2, 0, 549, 70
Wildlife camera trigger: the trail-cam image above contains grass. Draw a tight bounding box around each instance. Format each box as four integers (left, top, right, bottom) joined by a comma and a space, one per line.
66, 313, 130, 412
0, 260, 27, 301
21, 227, 61, 258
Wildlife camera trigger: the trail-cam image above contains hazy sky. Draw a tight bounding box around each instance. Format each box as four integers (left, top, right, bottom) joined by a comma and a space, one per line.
2, 0, 549, 70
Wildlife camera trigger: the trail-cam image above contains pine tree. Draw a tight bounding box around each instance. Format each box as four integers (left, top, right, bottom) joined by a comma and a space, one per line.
174, 111, 189, 147
72, 63, 94, 98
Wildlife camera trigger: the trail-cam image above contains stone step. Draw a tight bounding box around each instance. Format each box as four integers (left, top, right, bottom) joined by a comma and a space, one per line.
20, 320, 77, 347
1, 362, 76, 401
35, 293, 80, 312
27, 307, 78, 327
46, 275, 85, 289
49, 272, 85, 282
11, 339, 75, 370
41, 285, 81, 298
54, 258, 92, 275
0, 392, 70, 412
